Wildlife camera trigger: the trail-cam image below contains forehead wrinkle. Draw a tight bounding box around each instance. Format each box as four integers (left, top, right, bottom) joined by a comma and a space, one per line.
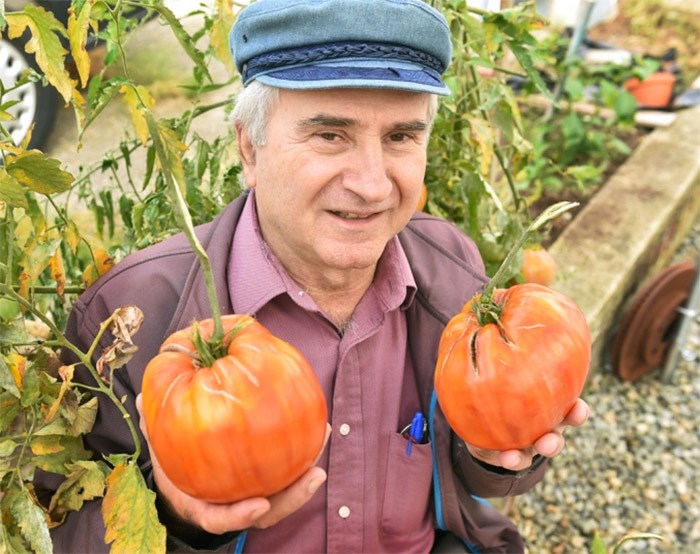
296, 115, 429, 135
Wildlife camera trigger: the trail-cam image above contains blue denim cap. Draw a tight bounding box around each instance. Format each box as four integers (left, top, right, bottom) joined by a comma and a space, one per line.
230, 0, 452, 96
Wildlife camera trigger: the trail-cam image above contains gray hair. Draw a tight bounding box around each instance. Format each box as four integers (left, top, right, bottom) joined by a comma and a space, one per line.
232, 81, 440, 148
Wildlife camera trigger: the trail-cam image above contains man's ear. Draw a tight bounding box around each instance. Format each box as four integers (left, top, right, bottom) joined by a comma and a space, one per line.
235, 124, 257, 188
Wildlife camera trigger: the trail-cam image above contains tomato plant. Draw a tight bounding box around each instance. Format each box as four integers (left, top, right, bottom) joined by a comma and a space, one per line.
141, 315, 328, 503
416, 183, 428, 212
434, 203, 591, 450
521, 247, 557, 286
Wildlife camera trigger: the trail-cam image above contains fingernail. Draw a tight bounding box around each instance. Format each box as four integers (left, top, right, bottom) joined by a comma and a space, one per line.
307, 477, 325, 495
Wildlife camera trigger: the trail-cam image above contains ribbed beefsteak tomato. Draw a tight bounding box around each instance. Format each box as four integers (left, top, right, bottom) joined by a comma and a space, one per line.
521, 247, 558, 287
434, 283, 591, 450
141, 314, 328, 503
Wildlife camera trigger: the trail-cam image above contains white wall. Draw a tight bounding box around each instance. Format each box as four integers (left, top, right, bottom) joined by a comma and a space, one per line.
535, 0, 619, 28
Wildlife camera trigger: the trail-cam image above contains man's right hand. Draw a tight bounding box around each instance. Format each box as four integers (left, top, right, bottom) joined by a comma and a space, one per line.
135, 394, 330, 535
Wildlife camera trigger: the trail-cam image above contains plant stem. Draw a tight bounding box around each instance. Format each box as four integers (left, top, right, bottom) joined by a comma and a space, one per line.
480, 201, 578, 302
0, 283, 143, 459
143, 109, 224, 344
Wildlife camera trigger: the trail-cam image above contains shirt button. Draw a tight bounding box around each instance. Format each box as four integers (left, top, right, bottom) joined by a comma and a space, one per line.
338, 506, 351, 518
339, 423, 351, 436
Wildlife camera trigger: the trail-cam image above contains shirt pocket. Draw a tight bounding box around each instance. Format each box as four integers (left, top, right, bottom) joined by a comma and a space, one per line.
380, 432, 434, 535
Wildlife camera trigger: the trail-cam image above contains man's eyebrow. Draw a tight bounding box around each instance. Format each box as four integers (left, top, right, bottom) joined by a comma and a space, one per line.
391, 120, 430, 133
297, 114, 356, 129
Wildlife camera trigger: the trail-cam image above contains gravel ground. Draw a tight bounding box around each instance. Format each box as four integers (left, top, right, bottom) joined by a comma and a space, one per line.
512, 218, 700, 554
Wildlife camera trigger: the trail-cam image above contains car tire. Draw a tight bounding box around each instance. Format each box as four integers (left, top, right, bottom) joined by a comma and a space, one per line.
0, 34, 61, 151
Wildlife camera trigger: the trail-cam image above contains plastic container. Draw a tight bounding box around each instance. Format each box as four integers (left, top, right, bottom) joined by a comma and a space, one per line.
624, 71, 676, 109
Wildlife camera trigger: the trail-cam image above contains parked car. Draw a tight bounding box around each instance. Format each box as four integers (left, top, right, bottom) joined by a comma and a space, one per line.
1, 0, 151, 150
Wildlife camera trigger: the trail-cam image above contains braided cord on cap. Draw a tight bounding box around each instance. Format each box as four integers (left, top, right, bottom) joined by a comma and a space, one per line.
244, 41, 446, 82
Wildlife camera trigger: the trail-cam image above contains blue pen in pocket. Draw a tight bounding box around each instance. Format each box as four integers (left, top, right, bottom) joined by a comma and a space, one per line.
405, 411, 425, 456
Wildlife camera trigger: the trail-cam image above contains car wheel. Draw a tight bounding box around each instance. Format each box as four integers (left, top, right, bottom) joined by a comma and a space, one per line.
0, 35, 61, 151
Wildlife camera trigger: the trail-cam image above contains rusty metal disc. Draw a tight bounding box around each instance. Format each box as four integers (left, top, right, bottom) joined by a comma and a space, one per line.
611, 261, 696, 382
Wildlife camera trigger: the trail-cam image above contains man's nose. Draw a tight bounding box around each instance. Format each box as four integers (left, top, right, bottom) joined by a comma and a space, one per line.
343, 141, 393, 202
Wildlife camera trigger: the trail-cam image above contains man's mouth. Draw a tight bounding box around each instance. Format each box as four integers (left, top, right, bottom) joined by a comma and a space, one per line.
332, 211, 372, 220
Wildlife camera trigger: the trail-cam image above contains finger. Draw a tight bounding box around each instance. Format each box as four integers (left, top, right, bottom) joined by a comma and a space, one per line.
311, 423, 332, 466
252, 466, 327, 529
497, 450, 533, 471
533, 432, 564, 458
191, 497, 272, 535
564, 398, 590, 427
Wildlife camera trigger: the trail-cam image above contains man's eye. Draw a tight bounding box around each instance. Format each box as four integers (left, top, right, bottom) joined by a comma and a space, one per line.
389, 133, 411, 142
319, 132, 340, 141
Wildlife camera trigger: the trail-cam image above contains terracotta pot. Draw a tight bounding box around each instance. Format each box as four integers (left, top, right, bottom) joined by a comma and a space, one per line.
624, 71, 676, 108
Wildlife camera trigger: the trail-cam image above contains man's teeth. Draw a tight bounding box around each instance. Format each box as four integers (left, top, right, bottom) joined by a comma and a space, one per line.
335, 212, 370, 219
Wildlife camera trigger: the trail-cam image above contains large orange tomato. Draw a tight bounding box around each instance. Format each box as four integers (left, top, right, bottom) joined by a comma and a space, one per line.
521, 247, 557, 287
141, 315, 328, 503
434, 283, 590, 450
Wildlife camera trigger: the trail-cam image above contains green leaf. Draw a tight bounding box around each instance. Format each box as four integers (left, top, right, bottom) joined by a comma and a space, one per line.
0, 391, 22, 432
6, 5, 74, 102
102, 462, 166, 554
48, 460, 109, 522
5, 151, 74, 195
7, 484, 53, 554
613, 91, 638, 123
508, 40, 553, 101
591, 532, 607, 554
70, 396, 99, 435
30, 435, 92, 474
20, 361, 42, 407
0, 439, 19, 457
0, 168, 29, 209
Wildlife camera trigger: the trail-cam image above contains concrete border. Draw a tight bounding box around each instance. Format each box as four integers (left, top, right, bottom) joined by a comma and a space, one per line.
549, 105, 700, 370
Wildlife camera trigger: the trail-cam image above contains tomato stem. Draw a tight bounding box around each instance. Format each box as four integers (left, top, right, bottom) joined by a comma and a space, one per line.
143, 109, 225, 354
476, 201, 578, 324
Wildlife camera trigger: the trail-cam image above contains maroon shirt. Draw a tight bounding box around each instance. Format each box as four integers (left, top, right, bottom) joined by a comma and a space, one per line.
230, 194, 435, 552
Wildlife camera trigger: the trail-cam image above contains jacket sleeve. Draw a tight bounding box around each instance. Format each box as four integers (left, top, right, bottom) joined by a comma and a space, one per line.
451, 438, 548, 498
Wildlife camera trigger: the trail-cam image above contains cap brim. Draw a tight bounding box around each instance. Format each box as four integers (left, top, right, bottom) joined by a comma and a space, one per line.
248, 59, 450, 96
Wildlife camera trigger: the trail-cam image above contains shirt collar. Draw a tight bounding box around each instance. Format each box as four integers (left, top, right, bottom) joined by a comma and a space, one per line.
228, 191, 417, 315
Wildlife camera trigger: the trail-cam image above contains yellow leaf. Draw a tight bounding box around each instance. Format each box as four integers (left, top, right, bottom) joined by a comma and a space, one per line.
209, 0, 236, 75
102, 463, 166, 554
63, 220, 81, 254
153, 119, 188, 197
82, 247, 113, 289
49, 248, 66, 297
7, 352, 27, 391
30, 435, 64, 456
0, 167, 29, 209
119, 84, 156, 146
6, 5, 75, 102
71, 86, 87, 150
48, 460, 108, 525
466, 115, 495, 176
67, 0, 96, 88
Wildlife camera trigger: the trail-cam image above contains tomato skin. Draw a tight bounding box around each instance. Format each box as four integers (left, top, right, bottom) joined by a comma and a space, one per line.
521, 247, 557, 287
141, 315, 328, 503
434, 283, 590, 450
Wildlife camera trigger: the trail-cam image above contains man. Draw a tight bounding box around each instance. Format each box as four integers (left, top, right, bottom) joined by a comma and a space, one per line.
42, 0, 589, 551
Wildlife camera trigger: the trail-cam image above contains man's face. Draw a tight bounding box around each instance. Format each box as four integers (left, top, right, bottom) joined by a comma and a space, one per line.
239, 87, 431, 281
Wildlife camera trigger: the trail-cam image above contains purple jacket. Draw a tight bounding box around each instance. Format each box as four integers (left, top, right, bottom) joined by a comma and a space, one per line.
39, 194, 546, 552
